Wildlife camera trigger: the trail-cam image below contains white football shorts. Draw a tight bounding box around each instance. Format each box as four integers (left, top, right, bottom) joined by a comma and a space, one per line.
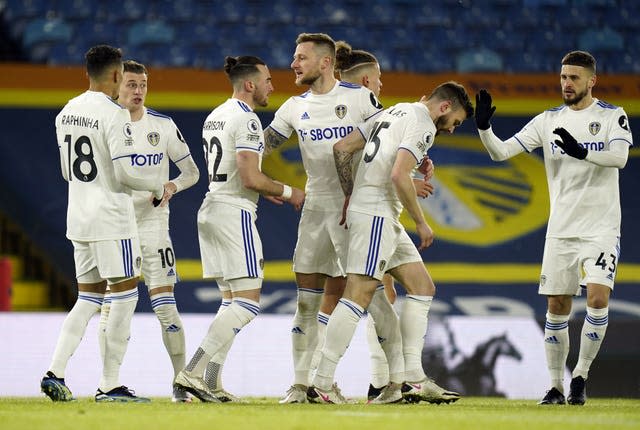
73, 237, 141, 283
539, 236, 620, 295
198, 200, 263, 280
345, 211, 422, 281
292, 207, 347, 277
139, 229, 177, 289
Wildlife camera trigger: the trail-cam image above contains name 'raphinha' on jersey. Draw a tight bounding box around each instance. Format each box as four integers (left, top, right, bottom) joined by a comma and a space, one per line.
60, 114, 99, 129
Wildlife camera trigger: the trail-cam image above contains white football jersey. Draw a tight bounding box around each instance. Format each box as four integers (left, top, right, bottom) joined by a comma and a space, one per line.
130, 108, 192, 232
267, 80, 383, 211
349, 102, 434, 219
201, 98, 265, 211
56, 90, 137, 241
514, 99, 633, 238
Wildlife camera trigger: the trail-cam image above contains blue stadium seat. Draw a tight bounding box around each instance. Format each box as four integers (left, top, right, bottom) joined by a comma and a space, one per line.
5, 0, 48, 19
456, 48, 504, 73
149, 0, 195, 23
53, 0, 92, 21
22, 18, 72, 49
127, 21, 175, 47
47, 42, 85, 65
578, 27, 624, 52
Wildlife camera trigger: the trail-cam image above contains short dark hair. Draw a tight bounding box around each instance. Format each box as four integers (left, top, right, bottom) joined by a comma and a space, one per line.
223, 55, 265, 86
428, 81, 474, 118
561, 50, 596, 74
123, 59, 147, 75
296, 32, 336, 60
335, 40, 377, 74
85, 44, 122, 79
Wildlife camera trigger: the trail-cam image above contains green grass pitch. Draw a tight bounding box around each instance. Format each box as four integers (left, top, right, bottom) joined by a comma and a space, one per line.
1, 397, 639, 430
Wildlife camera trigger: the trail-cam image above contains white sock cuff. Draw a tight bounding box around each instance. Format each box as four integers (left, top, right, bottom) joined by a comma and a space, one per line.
150, 292, 176, 309
546, 312, 570, 323
406, 294, 433, 303
78, 291, 105, 308
317, 311, 330, 326
232, 297, 261, 316
586, 306, 608, 317
109, 288, 139, 303
585, 306, 608, 326
338, 298, 365, 318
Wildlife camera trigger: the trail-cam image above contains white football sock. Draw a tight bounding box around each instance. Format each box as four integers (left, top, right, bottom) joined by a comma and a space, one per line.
189, 298, 259, 377
99, 288, 138, 392
401, 295, 432, 383
366, 314, 389, 388
49, 292, 103, 377
309, 311, 329, 380
97, 293, 111, 364
573, 306, 608, 380
367, 286, 401, 385
313, 299, 364, 391
544, 312, 570, 392
291, 288, 323, 386
205, 299, 232, 390
151, 293, 186, 378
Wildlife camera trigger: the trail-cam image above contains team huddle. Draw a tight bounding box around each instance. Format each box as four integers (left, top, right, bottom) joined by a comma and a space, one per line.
40, 33, 631, 406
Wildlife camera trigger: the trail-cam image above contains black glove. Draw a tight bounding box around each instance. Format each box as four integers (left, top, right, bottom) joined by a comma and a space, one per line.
475, 89, 496, 131
553, 127, 587, 160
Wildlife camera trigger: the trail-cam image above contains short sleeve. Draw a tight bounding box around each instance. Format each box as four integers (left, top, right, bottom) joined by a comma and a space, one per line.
267, 98, 294, 139
167, 119, 192, 162
513, 114, 545, 152
107, 107, 135, 160
235, 112, 265, 153
398, 111, 433, 163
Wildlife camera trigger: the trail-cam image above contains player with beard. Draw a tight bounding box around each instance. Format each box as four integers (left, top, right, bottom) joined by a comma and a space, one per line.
310, 81, 473, 404
474, 51, 632, 406
264, 33, 383, 404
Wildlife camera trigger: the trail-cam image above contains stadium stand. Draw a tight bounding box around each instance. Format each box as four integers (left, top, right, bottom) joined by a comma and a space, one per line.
0, 0, 638, 72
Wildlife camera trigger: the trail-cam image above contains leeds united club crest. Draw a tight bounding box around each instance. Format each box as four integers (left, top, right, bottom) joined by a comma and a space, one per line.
588, 121, 601, 136
335, 104, 347, 119
147, 131, 160, 146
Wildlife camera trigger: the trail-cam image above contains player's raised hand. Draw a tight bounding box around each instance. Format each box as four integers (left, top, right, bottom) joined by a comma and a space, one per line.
553, 127, 587, 160
475, 89, 496, 131
415, 221, 434, 251
414, 177, 435, 199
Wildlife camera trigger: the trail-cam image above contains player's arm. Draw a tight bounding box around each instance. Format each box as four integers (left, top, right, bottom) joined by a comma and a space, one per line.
333, 129, 367, 196
168, 154, 200, 191
586, 141, 629, 168
475, 89, 526, 161
57, 135, 70, 182
237, 150, 304, 209
263, 126, 288, 156
391, 149, 434, 250
113, 155, 164, 199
